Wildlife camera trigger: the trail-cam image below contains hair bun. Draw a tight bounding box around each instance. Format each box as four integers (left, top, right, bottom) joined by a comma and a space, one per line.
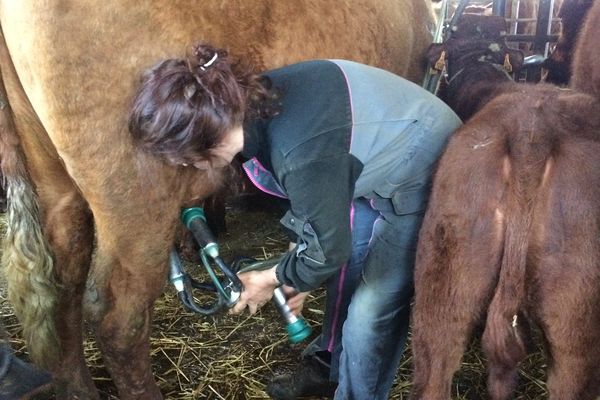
189, 43, 225, 73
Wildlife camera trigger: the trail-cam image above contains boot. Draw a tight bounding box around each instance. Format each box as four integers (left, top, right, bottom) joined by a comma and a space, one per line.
0, 345, 52, 400
266, 354, 338, 400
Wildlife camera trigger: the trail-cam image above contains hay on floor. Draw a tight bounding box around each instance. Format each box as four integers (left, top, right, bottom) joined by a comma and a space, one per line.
0, 210, 548, 399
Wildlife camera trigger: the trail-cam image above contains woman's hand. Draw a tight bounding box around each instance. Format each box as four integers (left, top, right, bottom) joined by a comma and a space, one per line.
231, 266, 279, 315
280, 285, 310, 316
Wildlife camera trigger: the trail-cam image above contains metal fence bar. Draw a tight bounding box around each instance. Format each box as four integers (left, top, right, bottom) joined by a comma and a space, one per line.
533, 0, 554, 55
505, 17, 561, 22
492, 0, 507, 15
505, 34, 559, 42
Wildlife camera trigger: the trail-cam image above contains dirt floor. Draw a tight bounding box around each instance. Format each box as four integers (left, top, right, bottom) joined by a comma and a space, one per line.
0, 207, 549, 400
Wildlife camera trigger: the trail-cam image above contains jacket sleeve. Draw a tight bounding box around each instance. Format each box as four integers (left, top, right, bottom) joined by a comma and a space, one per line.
274, 154, 362, 292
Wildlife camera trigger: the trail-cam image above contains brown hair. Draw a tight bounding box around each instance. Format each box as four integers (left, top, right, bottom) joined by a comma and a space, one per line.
128, 42, 278, 167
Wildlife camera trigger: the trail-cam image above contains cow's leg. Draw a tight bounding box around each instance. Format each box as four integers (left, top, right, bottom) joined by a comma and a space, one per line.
410, 214, 503, 400
536, 263, 600, 400
41, 190, 97, 399
0, 53, 97, 398
87, 213, 174, 400
545, 333, 600, 400
532, 159, 600, 400
7, 175, 97, 399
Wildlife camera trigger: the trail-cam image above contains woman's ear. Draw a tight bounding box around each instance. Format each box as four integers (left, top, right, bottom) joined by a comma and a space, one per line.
192, 159, 212, 170
192, 152, 232, 169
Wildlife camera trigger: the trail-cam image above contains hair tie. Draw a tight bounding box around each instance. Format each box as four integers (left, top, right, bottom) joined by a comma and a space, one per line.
200, 53, 218, 71
184, 84, 197, 100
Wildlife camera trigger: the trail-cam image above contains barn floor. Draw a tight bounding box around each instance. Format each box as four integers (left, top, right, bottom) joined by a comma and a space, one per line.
0, 209, 549, 399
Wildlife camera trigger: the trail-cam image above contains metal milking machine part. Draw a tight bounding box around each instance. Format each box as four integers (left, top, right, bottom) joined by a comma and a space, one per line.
169, 207, 312, 343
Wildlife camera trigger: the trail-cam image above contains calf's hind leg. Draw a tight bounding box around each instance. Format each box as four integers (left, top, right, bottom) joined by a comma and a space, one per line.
410, 214, 503, 400
536, 260, 600, 400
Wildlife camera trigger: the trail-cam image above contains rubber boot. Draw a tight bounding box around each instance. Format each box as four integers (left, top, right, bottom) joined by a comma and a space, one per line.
266, 353, 337, 400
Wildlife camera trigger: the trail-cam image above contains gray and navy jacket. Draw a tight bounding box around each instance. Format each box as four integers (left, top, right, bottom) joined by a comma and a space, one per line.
242, 60, 461, 292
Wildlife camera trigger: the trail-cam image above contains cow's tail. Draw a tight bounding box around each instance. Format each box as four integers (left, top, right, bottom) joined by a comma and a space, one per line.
482, 137, 551, 387
0, 52, 59, 367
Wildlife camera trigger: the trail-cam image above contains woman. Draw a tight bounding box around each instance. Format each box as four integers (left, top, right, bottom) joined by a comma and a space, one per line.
129, 43, 461, 400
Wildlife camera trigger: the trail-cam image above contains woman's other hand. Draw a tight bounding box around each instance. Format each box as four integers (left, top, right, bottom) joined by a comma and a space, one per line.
281, 285, 310, 316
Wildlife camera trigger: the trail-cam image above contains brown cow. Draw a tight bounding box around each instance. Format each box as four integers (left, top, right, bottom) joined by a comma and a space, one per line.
0, 1, 435, 399
412, 14, 600, 400
571, 0, 600, 98
543, 0, 595, 85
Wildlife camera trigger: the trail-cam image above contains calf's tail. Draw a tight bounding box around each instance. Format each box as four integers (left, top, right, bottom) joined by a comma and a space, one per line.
482, 138, 552, 395
0, 55, 59, 367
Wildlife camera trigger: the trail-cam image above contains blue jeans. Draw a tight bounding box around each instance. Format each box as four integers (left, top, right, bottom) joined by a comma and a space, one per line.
304, 120, 453, 399
303, 198, 423, 398
303, 198, 379, 378
336, 203, 422, 399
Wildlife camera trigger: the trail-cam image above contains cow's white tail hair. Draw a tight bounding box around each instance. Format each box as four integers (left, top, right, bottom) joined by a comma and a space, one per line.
0, 52, 59, 368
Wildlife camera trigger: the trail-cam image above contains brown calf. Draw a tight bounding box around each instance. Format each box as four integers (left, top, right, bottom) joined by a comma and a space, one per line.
428, 14, 524, 120
411, 14, 600, 400
411, 83, 600, 400
543, 0, 595, 85
571, 0, 600, 97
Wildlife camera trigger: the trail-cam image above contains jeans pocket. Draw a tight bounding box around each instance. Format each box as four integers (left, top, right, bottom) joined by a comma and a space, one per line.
361, 218, 418, 295
390, 187, 430, 215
